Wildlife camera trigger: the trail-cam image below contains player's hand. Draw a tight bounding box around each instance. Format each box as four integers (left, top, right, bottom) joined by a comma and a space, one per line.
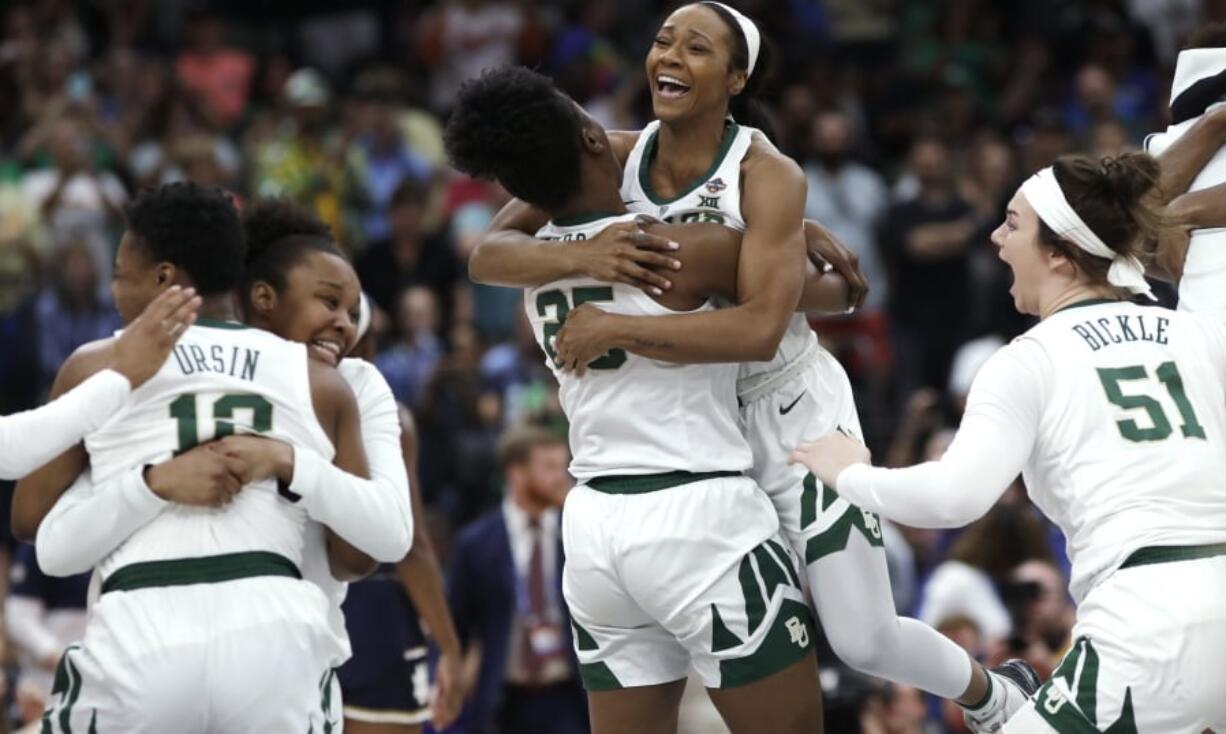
212, 434, 294, 484
554, 304, 614, 377
789, 432, 871, 489
431, 648, 465, 729
112, 286, 201, 387
805, 221, 869, 311
576, 220, 681, 295
144, 445, 246, 507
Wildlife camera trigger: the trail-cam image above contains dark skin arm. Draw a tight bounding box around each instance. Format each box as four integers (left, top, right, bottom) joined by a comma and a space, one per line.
307, 360, 378, 581
555, 146, 809, 370
392, 406, 465, 729
468, 130, 685, 293
1152, 106, 1226, 281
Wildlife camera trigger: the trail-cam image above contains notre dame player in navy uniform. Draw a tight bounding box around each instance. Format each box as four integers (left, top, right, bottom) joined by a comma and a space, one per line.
338, 305, 464, 734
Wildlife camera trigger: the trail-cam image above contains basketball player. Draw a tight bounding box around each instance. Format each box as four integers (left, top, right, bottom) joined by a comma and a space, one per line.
793, 153, 1226, 733
14, 182, 374, 732
447, 65, 820, 734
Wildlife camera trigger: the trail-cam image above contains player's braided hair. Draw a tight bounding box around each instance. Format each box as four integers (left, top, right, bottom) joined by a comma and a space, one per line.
444, 66, 582, 212
124, 182, 244, 295
239, 197, 343, 312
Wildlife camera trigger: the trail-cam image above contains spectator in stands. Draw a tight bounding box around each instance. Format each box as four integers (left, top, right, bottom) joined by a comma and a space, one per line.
174, 10, 254, 129
446, 425, 586, 734
880, 136, 975, 397
357, 179, 461, 322
353, 74, 432, 244
34, 239, 122, 391
377, 285, 445, 409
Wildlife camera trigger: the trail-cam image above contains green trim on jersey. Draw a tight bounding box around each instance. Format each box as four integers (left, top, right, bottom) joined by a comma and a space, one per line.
804, 500, 885, 564
1053, 298, 1122, 315
552, 211, 625, 227
584, 470, 740, 494
637, 122, 740, 206
101, 551, 300, 594
717, 599, 814, 688
194, 317, 250, 330
1119, 542, 1226, 569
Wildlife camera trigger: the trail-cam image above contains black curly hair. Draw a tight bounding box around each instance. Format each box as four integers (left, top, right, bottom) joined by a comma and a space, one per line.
123, 182, 244, 295
239, 197, 344, 312
445, 66, 581, 212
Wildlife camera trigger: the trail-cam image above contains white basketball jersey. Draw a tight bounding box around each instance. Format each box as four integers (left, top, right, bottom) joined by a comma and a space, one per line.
620, 120, 818, 396
86, 319, 334, 577
527, 213, 751, 480
1017, 300, 1226, 600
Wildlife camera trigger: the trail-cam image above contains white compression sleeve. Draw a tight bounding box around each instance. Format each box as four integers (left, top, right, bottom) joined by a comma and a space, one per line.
0, 370, 130, 480
836, 342, 1045, 528
36, 467, 168, 577
288, 362, 413, 563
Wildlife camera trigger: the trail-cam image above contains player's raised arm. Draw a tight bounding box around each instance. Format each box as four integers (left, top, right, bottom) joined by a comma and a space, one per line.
554, 148, 807, 369
0, 286, 198, 482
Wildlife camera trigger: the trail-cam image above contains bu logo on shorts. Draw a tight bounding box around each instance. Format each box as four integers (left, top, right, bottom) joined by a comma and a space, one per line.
786, 616, 809, 648
862, 510, 882, 540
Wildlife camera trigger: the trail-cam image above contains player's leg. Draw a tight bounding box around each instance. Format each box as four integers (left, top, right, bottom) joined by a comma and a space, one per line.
588, 680, 688, 734
342, 646, 431, 733
744, 351, 1032, 720
563, 484, 692, 734
705, 653, 823, 734
607, 473, 823, 734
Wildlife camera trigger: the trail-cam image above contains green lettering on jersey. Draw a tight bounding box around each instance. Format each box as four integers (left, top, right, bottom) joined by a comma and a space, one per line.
1096, 361, 1204, 442
535, 287, 627, 370
666, 211, 726, 225
169, 393, 275, 453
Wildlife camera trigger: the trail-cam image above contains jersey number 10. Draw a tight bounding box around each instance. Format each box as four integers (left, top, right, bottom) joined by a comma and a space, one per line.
169, 393, 274, 454
1096, 362, 1205, 442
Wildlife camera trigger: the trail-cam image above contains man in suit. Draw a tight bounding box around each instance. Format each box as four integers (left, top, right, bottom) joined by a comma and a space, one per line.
447, 424, 587, 734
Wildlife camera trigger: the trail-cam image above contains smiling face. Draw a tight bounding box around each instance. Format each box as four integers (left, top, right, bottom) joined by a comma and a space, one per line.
991, 191, 1065, 316
646, 4, 746, 124
254, 251, 361, 367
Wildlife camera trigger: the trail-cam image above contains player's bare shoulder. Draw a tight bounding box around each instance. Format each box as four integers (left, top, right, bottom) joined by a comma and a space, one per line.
52, 336, 119, 396
741, 130, 804, 185
609, 130, 643, 167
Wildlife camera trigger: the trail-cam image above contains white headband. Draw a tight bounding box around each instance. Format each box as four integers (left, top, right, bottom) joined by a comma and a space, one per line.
705, 2, 760, 78
356, 292, 373, 342
1019, 167, 1154, 299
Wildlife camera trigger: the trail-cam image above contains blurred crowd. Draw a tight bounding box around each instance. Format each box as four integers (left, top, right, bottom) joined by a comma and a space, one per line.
0, 0, 1217, 731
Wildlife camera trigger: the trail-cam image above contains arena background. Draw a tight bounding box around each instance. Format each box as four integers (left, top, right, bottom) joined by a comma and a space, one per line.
0, 1, 1208, 731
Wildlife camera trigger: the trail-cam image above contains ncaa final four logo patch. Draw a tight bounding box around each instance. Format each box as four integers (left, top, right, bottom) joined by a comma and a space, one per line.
705, 177, 727, 194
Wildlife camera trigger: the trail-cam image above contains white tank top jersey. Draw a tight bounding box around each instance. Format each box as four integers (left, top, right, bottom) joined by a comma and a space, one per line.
85, 319, 335, 578
1015, 301, 1226, 600
1145, 115, 1226, 323
527, 212, 751, 480
620, 119, 818, 396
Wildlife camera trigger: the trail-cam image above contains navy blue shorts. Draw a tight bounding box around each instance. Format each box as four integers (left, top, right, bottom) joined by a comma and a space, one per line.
341, 645, 431, 725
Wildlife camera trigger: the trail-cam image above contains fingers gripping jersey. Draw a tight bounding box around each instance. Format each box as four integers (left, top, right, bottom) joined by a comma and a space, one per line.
528, 213, 751, 479
619, 120, 818, 396
85, 320, 334, 578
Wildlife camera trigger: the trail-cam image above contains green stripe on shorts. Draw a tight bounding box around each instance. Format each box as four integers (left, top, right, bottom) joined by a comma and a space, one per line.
1119, 542, 1226, 569
717, 599, 814, 688
804, 502, 885, 564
